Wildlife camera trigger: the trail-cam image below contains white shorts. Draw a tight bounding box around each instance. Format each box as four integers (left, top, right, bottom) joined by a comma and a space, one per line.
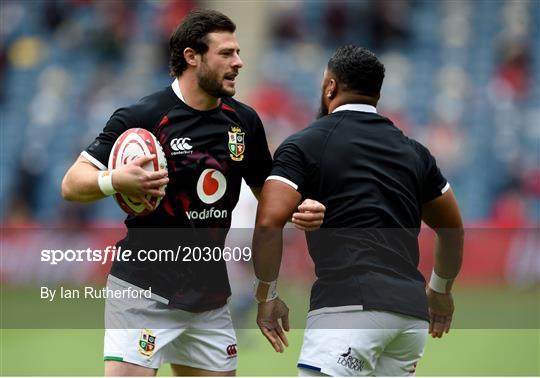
298, 309, 428, 376
103, 276, 237, 371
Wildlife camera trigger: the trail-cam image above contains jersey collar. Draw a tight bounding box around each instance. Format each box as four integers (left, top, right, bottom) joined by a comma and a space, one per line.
172, 78, 224, 110
171, 78, 186, 102
332, 104, 377, 114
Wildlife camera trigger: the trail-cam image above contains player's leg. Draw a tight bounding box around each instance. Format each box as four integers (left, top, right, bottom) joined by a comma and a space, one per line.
170, 364, 235, 376
103, 277, 187, 374
298, 367, 330, 376
104, 327, 183, 375
105, 360, 156, 376
165, 305, 237, 376
297, 310, 395, 376
372, 315, 428, 376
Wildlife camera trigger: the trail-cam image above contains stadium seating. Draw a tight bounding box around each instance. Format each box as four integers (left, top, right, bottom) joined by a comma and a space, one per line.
0, 0, 538, 224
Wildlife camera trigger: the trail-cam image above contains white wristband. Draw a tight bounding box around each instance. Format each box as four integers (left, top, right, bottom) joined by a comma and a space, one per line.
429, 269, 454, 294
254, 279, 278, 303
98, 171, 116, 196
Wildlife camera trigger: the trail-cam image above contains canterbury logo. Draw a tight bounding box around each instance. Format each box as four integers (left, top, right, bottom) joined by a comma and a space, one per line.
170, 137, 192, 152
226, 344, 237, 358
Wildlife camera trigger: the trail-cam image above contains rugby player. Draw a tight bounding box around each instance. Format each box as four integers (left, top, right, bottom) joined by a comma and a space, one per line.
252, 46, 464, 376
62, 9, 325, 376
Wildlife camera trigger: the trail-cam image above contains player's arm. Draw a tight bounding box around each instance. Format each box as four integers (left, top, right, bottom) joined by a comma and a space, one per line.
252, 180, 301, 353
250, 186, 325, 231
61, 154, 168, 209
250, 186, 262, 200
245, 110, 324, 230
253, 180, 301, 280
422, 188, 464, 338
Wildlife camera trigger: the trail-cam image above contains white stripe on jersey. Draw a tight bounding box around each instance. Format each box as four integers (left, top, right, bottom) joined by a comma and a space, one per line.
441, 182, 451, 194
266, 175, 299, 190
81, 151, 107, 170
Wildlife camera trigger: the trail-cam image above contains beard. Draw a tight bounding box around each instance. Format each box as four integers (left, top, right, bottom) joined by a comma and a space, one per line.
317, 92, 329, 119
197, 61, 235, 98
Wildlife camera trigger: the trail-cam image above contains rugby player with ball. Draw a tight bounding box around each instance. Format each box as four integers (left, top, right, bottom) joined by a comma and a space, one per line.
62, 9, 325, 377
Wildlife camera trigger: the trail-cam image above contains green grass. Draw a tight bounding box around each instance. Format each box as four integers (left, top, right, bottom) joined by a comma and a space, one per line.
1, 285, 539, 375
3, 284, 538, 330
1, 329, 538, 376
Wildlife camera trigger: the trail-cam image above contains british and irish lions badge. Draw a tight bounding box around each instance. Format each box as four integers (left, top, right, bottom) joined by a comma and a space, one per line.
228, 126, 245, 161
138, 329, 156, 357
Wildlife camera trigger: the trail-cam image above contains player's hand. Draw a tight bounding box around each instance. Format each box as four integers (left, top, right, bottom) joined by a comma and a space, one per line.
426, 287, 454, 338
292, 199, 325, 231
112, 155, 169, 210
256, 297, 290, 353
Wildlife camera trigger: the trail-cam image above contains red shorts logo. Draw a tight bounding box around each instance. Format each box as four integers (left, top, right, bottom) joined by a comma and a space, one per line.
226, 343, 237, 358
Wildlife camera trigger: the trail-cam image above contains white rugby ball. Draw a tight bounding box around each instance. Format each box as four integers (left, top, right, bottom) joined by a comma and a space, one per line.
108, 128, 167, 216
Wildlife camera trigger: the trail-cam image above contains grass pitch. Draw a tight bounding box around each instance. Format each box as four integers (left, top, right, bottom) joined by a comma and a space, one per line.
1, 285, 538, 375
0, 329, 539, 375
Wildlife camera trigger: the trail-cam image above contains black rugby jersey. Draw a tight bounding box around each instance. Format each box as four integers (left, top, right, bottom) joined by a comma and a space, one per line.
84, 80, 272, 312
270, 104, 448, 321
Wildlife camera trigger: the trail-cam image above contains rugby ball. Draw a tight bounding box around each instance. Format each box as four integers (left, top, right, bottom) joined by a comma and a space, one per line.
108, 128, 167, 216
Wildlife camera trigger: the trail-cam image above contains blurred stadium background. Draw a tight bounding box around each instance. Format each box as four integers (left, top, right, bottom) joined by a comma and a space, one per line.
0, 0, 539, 376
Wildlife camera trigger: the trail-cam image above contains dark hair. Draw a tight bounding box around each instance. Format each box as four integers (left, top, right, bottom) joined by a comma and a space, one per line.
327, 46, 385, 95
169, 9, 236, 77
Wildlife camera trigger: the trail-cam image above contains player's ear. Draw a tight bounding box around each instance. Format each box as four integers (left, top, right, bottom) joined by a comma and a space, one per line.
327, 79, 337, 99
183, 48, 198, 67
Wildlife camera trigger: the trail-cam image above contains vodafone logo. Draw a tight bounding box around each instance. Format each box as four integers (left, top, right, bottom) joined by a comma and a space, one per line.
170, 137, 192, 155
196, 169, 227, 204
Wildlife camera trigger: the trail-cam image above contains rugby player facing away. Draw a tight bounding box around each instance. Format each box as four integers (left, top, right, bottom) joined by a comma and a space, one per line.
252, 46, 464, 376
61, 9, 325, 377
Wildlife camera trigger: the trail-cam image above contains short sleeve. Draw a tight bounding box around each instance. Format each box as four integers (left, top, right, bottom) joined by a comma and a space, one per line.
269, 139, 308, 195
416, 142, 449, 203
83, 107, 135, 169
242, 113, 272, 187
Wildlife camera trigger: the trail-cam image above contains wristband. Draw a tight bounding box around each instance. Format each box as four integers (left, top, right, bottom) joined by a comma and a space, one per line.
98, 171, 117, 196
254, 279, 278, 303
428, 269, 454, 294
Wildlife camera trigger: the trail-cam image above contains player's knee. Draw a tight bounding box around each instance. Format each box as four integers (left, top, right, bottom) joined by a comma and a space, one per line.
298, 367, 330, 377
104, 360, 156, 376
170, 364, 235, 376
